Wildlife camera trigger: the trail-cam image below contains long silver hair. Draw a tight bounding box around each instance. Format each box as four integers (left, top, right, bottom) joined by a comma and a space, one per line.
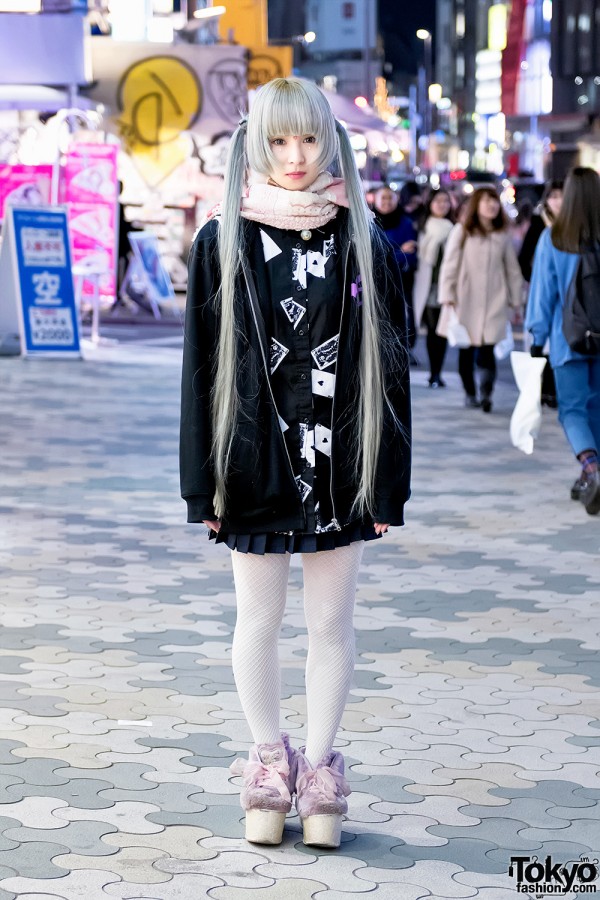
211, 77, 403, 520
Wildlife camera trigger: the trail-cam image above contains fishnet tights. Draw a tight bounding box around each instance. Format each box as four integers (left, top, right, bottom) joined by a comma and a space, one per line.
230, 542, 364, 767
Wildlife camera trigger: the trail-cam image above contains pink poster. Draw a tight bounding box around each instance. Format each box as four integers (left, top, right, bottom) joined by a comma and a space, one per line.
61, 143, 119, 303
0, 165, 52, 221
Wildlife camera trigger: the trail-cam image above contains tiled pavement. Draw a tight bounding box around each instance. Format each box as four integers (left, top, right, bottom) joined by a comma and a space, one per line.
0, 331, 599, 900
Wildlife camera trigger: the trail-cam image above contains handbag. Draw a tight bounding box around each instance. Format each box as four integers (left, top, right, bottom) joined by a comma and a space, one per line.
445, 308, 471, 349
509, 351, 547, 454
494, 322, 515, 360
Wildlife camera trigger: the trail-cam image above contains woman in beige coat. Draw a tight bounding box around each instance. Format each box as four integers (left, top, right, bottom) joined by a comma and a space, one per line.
437, 187, 523, 412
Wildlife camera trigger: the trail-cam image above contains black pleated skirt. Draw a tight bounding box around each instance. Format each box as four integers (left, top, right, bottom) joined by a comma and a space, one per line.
208, 519, 380, 554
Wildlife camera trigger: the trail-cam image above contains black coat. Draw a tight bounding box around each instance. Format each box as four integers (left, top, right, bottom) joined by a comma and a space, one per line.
518, 214, 546, 283
180, 212, 411, 532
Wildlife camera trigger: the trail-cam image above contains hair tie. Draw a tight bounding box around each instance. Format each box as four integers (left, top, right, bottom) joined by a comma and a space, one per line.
238, 117, 248, 130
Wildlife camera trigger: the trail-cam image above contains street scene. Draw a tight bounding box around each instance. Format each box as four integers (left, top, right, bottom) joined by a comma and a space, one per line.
1, 331, 598, 898
1, 0, 600, 898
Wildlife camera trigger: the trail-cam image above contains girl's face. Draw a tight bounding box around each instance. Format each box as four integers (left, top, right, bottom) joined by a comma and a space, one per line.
268, 134, 321, 191
477, 192, 500, 222
430, 192, 451, 218
546, 189, 563, 219
374, 189, 399, 214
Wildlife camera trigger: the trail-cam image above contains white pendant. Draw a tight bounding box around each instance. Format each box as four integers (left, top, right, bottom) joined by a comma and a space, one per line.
300, 229, 312, 241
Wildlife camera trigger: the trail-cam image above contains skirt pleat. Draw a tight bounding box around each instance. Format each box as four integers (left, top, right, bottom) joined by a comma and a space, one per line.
209, 519, 380, 554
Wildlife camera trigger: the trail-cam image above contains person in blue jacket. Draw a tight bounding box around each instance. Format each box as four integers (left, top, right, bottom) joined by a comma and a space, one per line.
526, 166, 600, 515
373, 184, 419, 358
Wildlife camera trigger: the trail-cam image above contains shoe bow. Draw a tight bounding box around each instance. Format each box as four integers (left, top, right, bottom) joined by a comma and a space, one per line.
230, 757, 292, 803
296, 766, 351, 803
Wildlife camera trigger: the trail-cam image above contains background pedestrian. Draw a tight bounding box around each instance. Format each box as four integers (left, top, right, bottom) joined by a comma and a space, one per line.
526, 166, 600, 515
437, 187, 523, 412
518, 180, 564, 408
413, 188, 455, 388
372, 184, 419, 361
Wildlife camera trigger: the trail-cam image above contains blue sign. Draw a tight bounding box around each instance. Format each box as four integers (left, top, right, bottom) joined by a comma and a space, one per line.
128, 232, 175, 302
7, 207, 81, 356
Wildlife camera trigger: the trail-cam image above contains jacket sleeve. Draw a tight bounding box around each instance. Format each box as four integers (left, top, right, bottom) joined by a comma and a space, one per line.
438, 223, 464, 306
179, 221, 221, 523
524, 228, 558, 347
373, 235, 412, 525
504, 234, 525, 309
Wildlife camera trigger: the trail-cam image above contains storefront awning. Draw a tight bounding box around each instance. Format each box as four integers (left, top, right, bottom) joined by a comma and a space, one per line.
323, 90, 387, 130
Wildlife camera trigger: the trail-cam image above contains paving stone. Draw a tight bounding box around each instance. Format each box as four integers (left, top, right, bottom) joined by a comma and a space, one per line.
1, 338, 599, 900
4, 821, 118, 856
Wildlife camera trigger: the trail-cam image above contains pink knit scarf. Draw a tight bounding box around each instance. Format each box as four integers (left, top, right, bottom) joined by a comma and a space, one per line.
239, 171, 349, 230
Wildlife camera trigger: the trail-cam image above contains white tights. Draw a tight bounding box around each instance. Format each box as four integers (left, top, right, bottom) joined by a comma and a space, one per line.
230, 541, 364, 768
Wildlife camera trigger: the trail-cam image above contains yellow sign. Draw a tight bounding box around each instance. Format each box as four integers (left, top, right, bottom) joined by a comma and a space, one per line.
248, 46, 293, 89
488, 4, 508, 51
117, 55, 202, 186
219, 0, 267, 47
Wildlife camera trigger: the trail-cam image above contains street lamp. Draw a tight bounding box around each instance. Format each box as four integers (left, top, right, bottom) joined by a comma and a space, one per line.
416, 28, 433, 167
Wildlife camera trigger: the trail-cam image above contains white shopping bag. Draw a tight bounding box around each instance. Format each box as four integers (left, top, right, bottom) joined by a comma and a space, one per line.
509, 350, 547, 454
494, 322, 515, 360
445, 308, 471, 348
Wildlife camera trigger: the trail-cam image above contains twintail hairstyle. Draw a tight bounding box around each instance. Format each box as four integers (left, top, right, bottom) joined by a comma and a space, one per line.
211, 77, 405, 520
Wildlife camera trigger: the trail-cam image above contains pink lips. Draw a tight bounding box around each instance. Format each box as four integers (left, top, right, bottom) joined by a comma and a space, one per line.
287, 172, 306, 179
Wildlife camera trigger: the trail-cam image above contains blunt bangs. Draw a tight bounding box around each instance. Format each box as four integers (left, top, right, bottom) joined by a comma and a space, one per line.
246, 78, 338, 175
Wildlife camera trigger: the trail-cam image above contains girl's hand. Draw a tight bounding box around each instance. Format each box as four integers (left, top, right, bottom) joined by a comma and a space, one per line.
203, 519, 221, 532
374, 523, 390, 535
401, 240, 417, 254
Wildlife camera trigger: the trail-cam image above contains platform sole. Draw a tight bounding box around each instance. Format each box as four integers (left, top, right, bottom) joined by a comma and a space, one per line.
244, 808, 286, 845
302, 814, 343, 848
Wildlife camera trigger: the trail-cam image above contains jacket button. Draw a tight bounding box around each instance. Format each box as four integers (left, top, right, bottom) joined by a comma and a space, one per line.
300, 373, 307, 380
296, 285, 302, 292
298, 329, 304, 336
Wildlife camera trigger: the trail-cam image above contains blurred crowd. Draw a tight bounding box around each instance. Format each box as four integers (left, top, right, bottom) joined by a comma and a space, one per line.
367, 172, 600, 516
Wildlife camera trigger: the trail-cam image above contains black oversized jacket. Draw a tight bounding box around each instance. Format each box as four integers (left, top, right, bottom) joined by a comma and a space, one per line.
180, 211, 411, 532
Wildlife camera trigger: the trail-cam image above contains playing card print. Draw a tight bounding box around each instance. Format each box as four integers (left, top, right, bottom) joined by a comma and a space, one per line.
292, 237, 336, 289
311, 369, 336, 398
315, 501, 339, 532
314, 423, 332, 457
292, 247, 307, 289
295, 475, 312, 502
312, 334, 339, 370
280, 298, 306, 329
260, 225, 342, 536
270, 338, 289, 374
260, 229, 283, 262
299, 422, 315, 468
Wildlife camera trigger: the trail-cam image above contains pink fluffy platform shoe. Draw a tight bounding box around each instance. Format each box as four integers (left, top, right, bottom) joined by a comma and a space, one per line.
295, 748, 351, 848
230, 733, 297, 845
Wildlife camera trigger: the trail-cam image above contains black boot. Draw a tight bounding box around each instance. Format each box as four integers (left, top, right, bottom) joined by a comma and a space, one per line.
581, 471, 600, 515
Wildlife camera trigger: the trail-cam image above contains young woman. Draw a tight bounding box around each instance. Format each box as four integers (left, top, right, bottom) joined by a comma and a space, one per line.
518, 180, 564, 282
372, 184, 419, 356
518, 180, 564, 409
526, 166, 600, 515
180, 78, 411, 848
438, 187, 523, 412
413, 189, 455, 387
